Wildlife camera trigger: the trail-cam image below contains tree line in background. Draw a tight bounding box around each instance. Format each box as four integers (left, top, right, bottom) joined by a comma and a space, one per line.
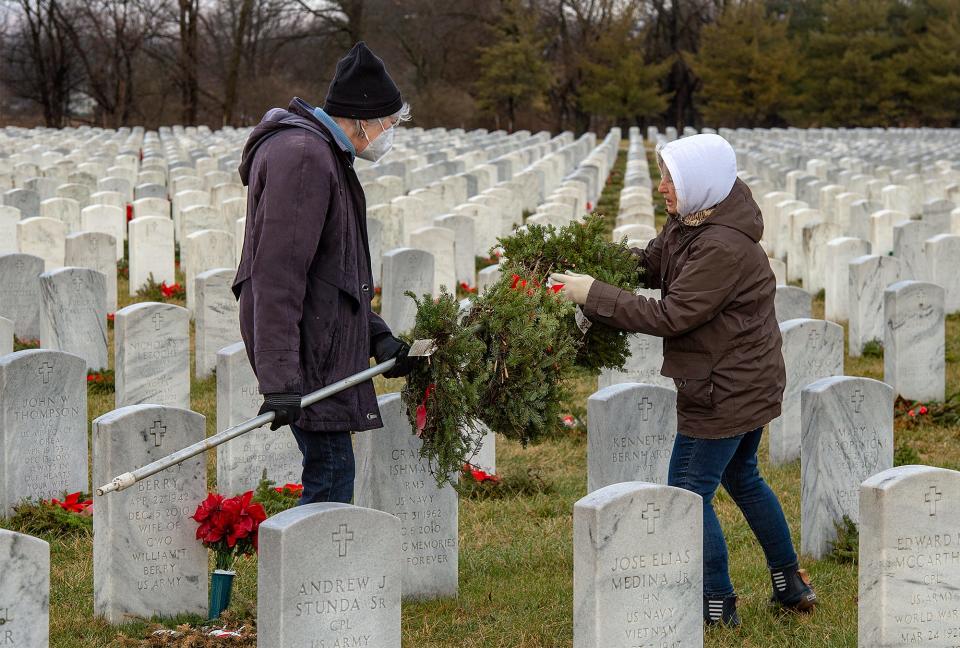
1, 0, 958, 133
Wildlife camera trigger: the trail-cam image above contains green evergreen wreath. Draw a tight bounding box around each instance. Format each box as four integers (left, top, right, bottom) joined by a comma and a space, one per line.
401, 215, 645, 484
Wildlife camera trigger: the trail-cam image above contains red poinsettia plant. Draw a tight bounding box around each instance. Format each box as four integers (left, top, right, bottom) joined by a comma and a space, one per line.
191, 491, 267, 570
273, 483, 304, 497
462, 463, 501, 485
46, 491, 93, 516
160, 281, 185, 300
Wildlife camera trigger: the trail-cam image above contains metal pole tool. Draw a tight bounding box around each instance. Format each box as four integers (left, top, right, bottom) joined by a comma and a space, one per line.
96, 339, 436, 497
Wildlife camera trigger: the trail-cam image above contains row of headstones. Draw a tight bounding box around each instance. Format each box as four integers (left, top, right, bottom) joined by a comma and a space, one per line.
609, 129, 656, 248
587, 373, 893, 560
5, 462, 954, 647
599, 302, 943, 467
0, 122, 522, 200
0, 384, 458, 647
372, 133, 624, 330
365, 130, 616, 284
576, 462, 960, 648
2, 196, 238, 302
741, 141, 960, 200
0, 255, 239, 376
755, 192, 960, 310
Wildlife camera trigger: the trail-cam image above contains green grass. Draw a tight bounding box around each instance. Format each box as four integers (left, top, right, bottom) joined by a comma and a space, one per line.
4, 150, 960, 647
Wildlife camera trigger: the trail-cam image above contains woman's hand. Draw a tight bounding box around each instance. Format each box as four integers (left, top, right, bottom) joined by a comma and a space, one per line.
549, 272, 596, 306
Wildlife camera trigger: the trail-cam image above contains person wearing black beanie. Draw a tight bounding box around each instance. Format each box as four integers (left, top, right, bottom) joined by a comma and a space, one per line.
325, 41, 404, 120
321, 41, 411, 163
234, 41, 414, 507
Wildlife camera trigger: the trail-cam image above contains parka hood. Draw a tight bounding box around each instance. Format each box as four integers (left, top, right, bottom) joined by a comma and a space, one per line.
238, 97, 332, 186
656, 134, 738, 218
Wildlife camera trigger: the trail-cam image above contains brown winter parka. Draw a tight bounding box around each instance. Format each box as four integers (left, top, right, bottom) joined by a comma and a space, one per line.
582, 179, 786, 439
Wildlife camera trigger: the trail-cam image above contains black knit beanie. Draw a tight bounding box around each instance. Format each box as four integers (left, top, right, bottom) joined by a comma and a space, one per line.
324, 41, 403, 120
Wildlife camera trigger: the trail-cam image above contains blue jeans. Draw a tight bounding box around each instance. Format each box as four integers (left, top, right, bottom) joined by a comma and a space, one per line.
289, 425, 355, 505
668, 428, 798, 597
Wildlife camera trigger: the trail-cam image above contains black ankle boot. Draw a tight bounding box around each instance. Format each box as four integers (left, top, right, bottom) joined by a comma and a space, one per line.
704, 594, 740, 626
769, 563, 817, 612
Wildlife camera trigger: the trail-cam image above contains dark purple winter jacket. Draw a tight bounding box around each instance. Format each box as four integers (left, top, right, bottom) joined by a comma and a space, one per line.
233, 97, 391, 431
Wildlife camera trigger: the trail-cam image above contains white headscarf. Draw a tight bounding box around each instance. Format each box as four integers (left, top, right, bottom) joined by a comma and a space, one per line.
656, 134, 738, 218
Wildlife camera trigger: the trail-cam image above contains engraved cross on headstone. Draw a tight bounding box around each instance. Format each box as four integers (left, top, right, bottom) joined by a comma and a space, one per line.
72, 274, 83, 290
641, 503, 661, 534
637, 338, 650, 360
851, 389, 864, 414
149, 420, 166, 447
37, 361, 54, 384
332, 523, 355, 558
638, 396, 653, 422
152, 312, 163, 331
917, 289, 926, 308
807, 329, 821, 347
925, 485, 942, 517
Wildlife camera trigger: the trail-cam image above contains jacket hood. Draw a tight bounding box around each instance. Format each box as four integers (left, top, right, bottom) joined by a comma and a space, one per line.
238, 97, 332, 185
656, 134, 738, 218
706, 178, 764, 243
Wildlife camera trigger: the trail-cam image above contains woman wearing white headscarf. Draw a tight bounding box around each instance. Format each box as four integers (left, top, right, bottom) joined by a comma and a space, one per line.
552, 134, 817, 626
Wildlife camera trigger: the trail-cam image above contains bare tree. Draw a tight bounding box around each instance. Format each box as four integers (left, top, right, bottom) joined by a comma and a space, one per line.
178, 0, 199, 123
55, 0, 166, 126
294, 0, 365, 46
1, 0, 78, 126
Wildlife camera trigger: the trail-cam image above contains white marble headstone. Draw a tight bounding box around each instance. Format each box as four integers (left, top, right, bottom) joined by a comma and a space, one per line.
587, 383, 677, 492
17, 217, 65, 271
114, 302, 190, 408
216, 341, 300, 495
574, 481, 702, 648
893, 219, 939, 282
80, 205, 125, 261
92, 405, 208, 623
65, 231, 118, 312
354, 393, 458, 600
0, 528, 50, 647
39, 267, 108, 371
884, 280, 945, 402
0, 253, 44, 339
800, 376, 893, 559
410, 226, 456, 295
257, 503, 401, 648
859, 465, 960, 647
194, 268, 241, 379
774, 286, 812, 323
381, 248, 434, 334
0, 316, 12, 357
185, 229, 234, 313
925, 234, 960, 314
0, 206, 19, 255
128, 216, 175, 295
848, 254, 903, 357
769, 318, 844, 465
434, 213, 477, 289
0, 349, 88, 513
824, 237, 871, 322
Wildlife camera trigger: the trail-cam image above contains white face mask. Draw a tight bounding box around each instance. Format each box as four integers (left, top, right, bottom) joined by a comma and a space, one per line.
357, 119, 395, 162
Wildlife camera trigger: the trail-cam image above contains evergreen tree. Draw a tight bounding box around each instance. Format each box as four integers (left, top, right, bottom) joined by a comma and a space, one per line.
800, 0, 908, 126
473, 0, 554, 131
577, 14, 669, 127
897, 0, 960, 126
693, 0, 802, 127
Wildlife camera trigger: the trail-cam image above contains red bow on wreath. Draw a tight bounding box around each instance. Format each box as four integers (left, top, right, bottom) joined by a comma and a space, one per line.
415, 384, 436, 436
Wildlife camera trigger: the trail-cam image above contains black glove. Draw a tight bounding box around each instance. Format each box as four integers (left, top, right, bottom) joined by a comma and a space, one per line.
258, 392, 302, 430
373, 334, 417, 379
